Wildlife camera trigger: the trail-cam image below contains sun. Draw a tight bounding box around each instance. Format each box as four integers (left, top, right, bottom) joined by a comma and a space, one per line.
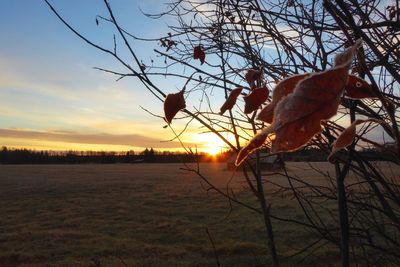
194, 132, 232, 156
205, 145, 220, 156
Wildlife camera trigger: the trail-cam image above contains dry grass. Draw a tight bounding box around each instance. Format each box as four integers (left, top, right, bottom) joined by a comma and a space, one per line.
0, 162, 398, 266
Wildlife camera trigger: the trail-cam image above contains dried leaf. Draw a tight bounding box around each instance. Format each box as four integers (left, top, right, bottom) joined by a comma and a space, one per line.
271, 94, 342, 152
220, 87, 243, 115
164, 90, 186, 124
287, 0, 295, 7
243, 87, 269, 114
236, 40, 362, 166
257, 74, 375, 123
257, 73, 310, 123
193, 45, 205, 65
344, 75, 376, 99
270, 44, 358, 153
387, 6, 397, 20
245, 69, 263, 87
328, 119, 382, 162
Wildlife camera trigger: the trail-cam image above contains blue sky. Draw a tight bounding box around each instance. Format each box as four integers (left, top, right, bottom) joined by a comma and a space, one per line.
0, 0, 202, 151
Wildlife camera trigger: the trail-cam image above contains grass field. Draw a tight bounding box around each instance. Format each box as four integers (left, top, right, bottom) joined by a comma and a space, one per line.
0, 162, 399, 267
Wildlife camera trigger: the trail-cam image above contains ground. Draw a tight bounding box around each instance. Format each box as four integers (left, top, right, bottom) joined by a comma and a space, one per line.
0, 162, 398, 266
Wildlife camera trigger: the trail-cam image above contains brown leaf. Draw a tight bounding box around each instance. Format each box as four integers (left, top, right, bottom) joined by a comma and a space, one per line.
193, 45, 205, 65
387, 6, 397, 20
328, 119, 382, 162
235, 40, 362, 166
245, 69, 263, 87
164, 90, 186, 124
220, 87, 243, 115
272, 94, 342, 152
257, 73, 310, 123
243, 87, 269, 114
344, 75, 376, 99
257, 74, 375, 123
271, 42, 358, 152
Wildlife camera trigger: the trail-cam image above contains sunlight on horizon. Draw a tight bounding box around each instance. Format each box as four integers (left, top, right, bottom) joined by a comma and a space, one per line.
193, 132, 234, 156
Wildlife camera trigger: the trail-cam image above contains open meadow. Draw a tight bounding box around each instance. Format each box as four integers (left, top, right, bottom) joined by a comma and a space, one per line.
0, 162, 399, 267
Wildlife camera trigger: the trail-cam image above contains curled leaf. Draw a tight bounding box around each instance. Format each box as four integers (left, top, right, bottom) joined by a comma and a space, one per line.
345, 75, 376, 99
164, 90, 186, 124
220, 87, 243, 115
244, 87, 269, 114
257, 73, 310, 123
328, 119, 383, 162
245, 69, 263, 87
193, 45, 205, 65
236, 40, 362, 166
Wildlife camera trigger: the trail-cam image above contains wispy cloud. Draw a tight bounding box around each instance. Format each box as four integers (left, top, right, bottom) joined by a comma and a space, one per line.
0, 128, 191, 149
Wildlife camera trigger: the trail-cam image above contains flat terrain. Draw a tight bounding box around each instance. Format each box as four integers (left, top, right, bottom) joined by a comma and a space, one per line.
0, 162, 398, 266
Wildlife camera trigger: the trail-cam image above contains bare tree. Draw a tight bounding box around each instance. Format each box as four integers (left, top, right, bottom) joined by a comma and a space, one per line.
44, 0, 400, 266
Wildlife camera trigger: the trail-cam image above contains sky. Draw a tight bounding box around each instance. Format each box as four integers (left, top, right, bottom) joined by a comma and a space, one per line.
0, 0, 227, 153
0, 1, 392, 154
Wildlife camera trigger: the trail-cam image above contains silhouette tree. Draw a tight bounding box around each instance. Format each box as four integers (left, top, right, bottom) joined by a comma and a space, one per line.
44, 0, 400, 266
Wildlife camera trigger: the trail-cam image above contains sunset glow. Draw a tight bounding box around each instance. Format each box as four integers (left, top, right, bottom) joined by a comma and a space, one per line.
205, 145, 221, 156
193, 132, 233, 156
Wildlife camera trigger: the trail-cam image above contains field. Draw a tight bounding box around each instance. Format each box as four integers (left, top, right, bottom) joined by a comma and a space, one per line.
0, 162, 399, 267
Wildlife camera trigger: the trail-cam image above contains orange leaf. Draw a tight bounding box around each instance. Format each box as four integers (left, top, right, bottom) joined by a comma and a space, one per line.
243, 87, 269, 114
193, 45, 205, 65
257, 73, 310, 123
235, 40, 362, 166
220, 87, 243, 115
245, 69, 263, 87
328, 119, 382, 162
344, 75, 376, 99
164, 90, 186, 124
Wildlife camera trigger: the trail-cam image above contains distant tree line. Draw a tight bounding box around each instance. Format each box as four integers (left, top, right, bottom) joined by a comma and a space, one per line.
0, 146, 222, 164
0, 146, 393, 164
